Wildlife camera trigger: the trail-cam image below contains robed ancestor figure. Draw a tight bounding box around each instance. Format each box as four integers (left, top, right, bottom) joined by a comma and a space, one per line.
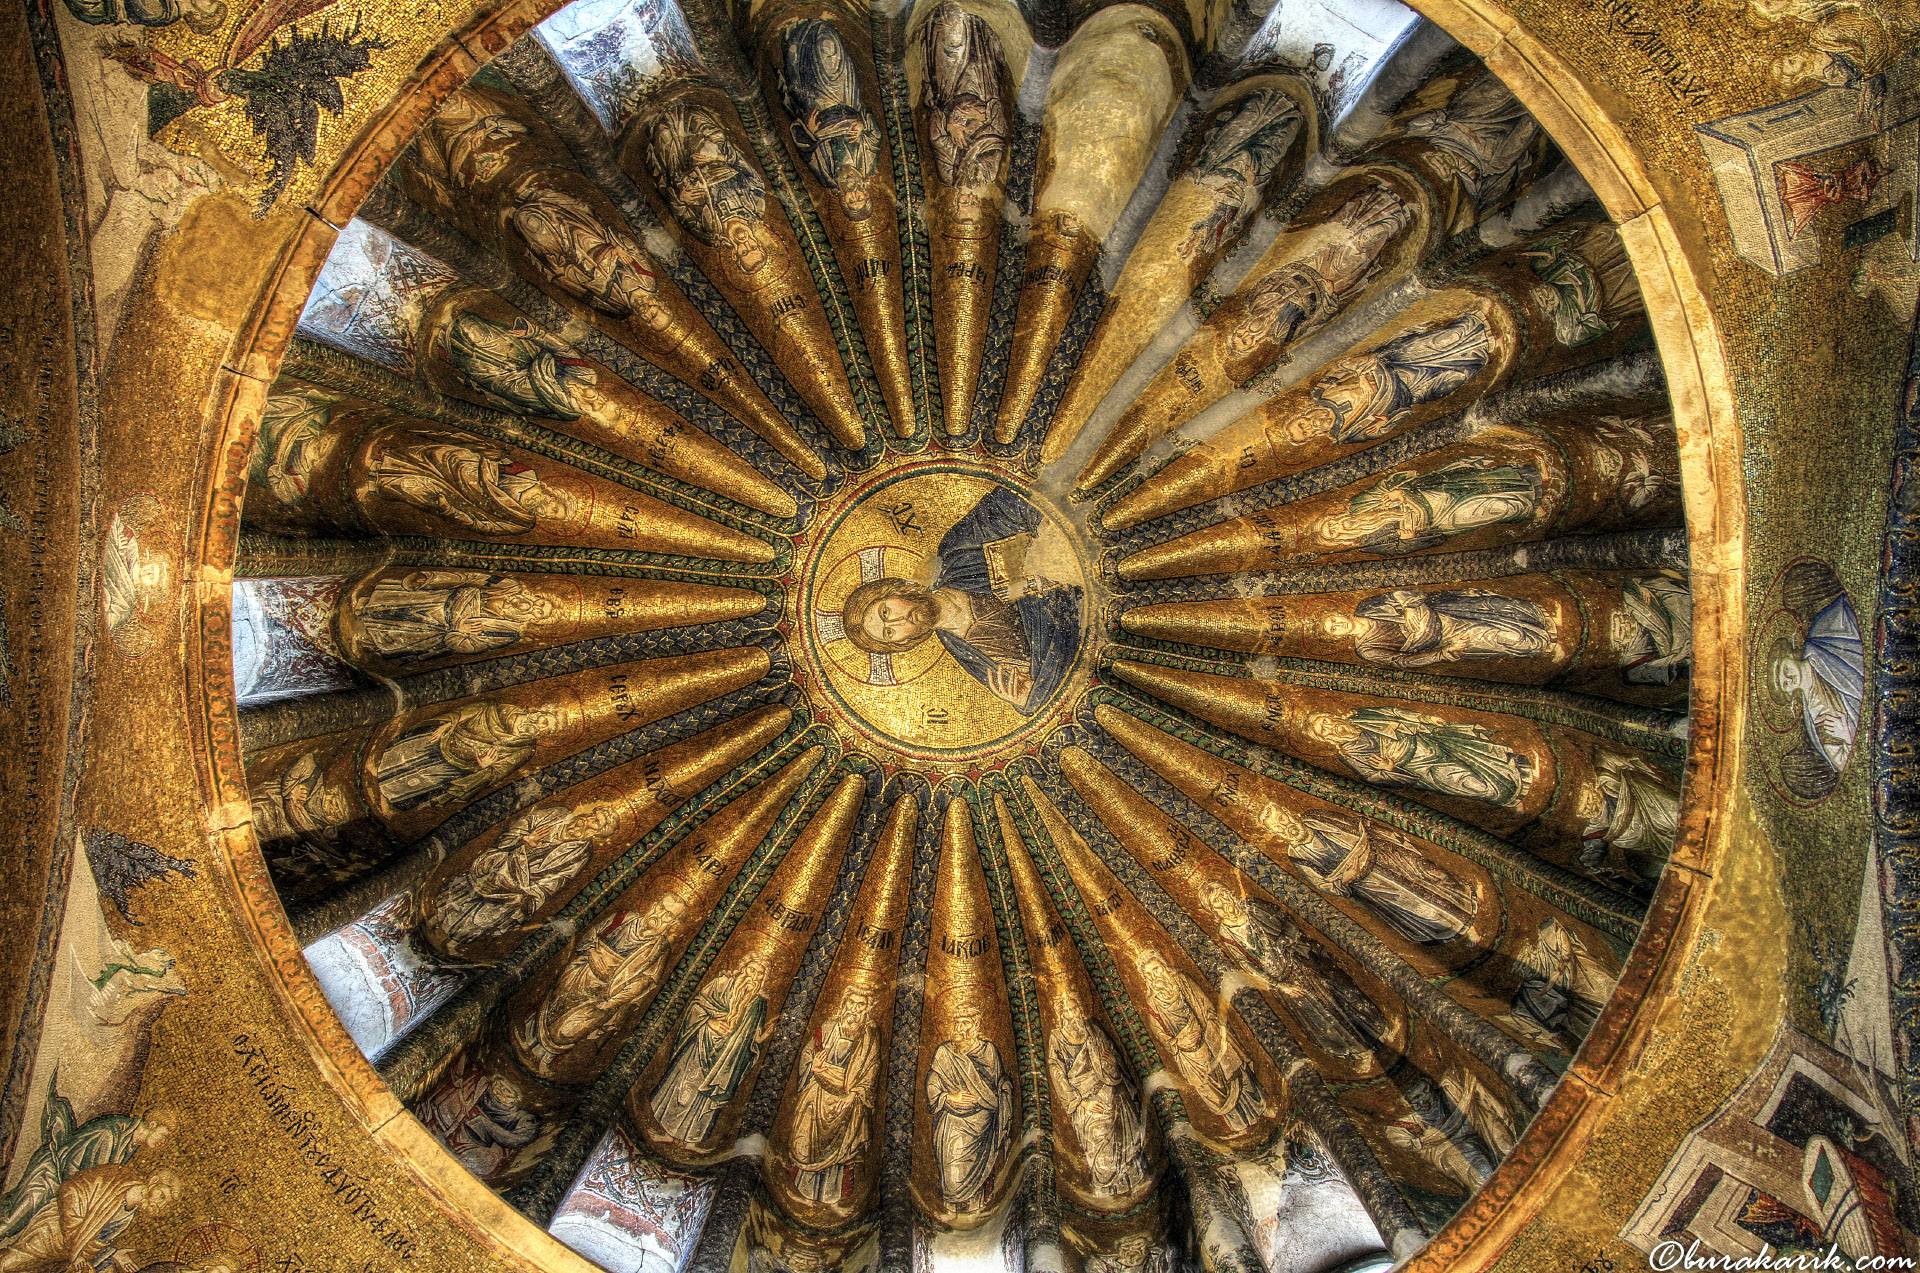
925, 1001, 1016, 1209
787, 986, 884, 1204
650, 955, 776, 1145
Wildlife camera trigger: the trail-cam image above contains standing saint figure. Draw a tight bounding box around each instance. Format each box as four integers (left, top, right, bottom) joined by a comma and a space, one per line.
1136, 952, 1269, 1132
366, 433, 575, 536
408, 90, 528, 200
1306, 706, 1534, 807
1579, 751, 1679, 888
1523, 243, 1614, 346
1402, 73, 1542, 213
1199, 883, 1392, 1065
841, 486, 1083, 713
1287, 313, 1493, 445
1177, 91, 1301, 260
1321, 588, 1553, 670
925, 1000, 1017, 1209
1499, 917, 1616, 1051
778, 20, 881, 221
1384, 1078, 1497, 1192
643, 104, 779, 275
1267, 805, 1479, 947
1048, 1017, 1149, 1197
1225, 184, 1415, 359
353, 570, 557, 665
788, 985, 883, 1204
373, 701, 562, 812
517, 893, 690, 1070
507, 179, 671, 328
444, 313, 596, 420
427, 801, 615, 951
919, 3, 1007, 193
651, 954, 776, 1145
1312, 458, 1541, 556
1615, 573, 1692, 686
433, 1073, 540, 1180
1440, 1067, 1521, 1159
1085, 1235, 1175, 1273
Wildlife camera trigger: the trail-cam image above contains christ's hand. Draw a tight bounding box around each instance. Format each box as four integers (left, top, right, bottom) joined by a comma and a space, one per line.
986, 666, 1032, 711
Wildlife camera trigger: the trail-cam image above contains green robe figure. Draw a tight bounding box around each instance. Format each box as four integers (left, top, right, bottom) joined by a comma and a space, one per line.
1315, 706, 1533, 807
0, 1092, 164, 1244
1323, 458, 1540, 556
1524, 245, 1613, 347
651, 962, 771, 1145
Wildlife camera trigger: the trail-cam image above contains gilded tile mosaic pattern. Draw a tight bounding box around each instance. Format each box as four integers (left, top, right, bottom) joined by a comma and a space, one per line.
217, 1, 1699, 1264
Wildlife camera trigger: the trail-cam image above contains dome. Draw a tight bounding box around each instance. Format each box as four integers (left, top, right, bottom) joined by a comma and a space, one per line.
230, 0, 1691, 1266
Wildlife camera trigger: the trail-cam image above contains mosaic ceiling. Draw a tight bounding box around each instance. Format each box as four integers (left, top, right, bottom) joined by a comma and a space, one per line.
224, 0, 1691, 1265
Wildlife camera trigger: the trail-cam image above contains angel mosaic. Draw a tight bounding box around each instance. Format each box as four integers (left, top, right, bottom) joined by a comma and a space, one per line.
1198, 883, 1392, 1066
1319, 587, 1554, 670
353, 570, 557, 665
1764, 560, 1866, 800
643, 103, 779, 275
1312, 458, 1541, 556
366, 433, 577, 535
373, 701, 564, 812
1616, 573, 1693, 686
518, 895, 689, 1069
651, 953, 776, 1144
1225, 184, 1415, 359
1136, 952, 1269, 1132
918, 3, 1008, 194
427, 801, 616, 950
1047, 1017, 1150, 1197
97, 0, 392, 211
1305, 706, 1534, 807
787, 985, 883, 1204
778, 20, 881, 221
1177, 91, 1301, 261
507, 178, 673, 328
1285, 313, 1493, 446
100, 494, 171, 660
840, 487, 1083, 715
926, 998, 1016, 1209
1264, 805, 1478, 946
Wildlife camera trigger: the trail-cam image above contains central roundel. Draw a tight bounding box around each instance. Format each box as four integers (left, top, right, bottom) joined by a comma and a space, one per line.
799, 461, 1090, 762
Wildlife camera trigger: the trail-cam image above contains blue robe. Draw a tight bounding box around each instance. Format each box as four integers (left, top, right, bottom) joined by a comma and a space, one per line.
929, 487, 1083, 715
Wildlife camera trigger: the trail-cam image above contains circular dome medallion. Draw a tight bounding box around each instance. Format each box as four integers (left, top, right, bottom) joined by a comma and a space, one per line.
797, 461, 1090, 764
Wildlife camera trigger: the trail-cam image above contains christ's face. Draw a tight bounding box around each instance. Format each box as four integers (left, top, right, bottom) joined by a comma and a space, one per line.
1773, 652, 1807, 698
862, 593, 936, 646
